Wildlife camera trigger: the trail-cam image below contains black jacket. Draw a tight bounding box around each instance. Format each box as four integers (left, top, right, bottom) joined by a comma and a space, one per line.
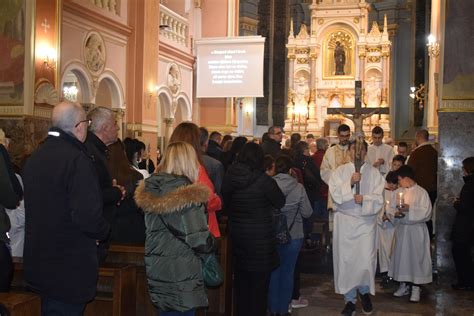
294, 154, 322, 204
84, 132, 122, 224
23, 128, 110, 303
452, 174, 474, 244
261, 138, 282, 159
207, 139, 223, 161
0, 144, 22, 242
222, 162, 285, 272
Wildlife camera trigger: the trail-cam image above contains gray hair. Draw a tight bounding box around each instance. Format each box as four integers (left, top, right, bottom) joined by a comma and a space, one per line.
51, 102, 84, 133
87, 106, 115, 133
316, 137, 329, 151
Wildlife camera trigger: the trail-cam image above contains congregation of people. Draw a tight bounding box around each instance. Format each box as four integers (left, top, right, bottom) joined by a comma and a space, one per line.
1, 101, 473, 316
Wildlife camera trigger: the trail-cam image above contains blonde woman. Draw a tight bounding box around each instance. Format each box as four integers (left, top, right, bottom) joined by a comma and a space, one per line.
135, 142, 216, 316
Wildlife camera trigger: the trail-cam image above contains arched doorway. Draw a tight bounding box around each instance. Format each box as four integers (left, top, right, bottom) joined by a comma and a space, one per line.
61, 65, 93, 108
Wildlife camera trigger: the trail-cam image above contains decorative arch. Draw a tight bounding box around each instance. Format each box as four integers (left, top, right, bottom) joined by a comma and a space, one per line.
156, 85, 173, 119
97, 70, 125, 109
175, 92, 192, 121
61, 60, 94, 103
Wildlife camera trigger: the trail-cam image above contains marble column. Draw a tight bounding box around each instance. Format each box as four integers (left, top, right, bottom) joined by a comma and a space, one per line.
163, 117, 174, 145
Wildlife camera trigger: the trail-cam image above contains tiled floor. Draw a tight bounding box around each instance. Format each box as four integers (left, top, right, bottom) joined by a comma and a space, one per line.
291, 247, 474, 316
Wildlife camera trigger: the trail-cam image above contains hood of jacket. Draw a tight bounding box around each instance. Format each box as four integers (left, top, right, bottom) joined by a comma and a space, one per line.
273, 173, 298, 197
134, 172, 210, 215
225, 162, 263, 190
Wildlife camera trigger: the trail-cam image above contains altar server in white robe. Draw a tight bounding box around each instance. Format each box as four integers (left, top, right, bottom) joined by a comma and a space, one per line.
329, 140, 385, 316
366, 126, 394, 176
388, 165, 432, 303
377, 171, 398, 287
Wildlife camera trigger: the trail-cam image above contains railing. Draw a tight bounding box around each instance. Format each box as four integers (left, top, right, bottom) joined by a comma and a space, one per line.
89, 0, 119, 15
160, 4, 188, 47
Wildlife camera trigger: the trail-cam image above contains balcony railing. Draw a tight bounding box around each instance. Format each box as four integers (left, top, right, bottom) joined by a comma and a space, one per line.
160, 4, 188, 47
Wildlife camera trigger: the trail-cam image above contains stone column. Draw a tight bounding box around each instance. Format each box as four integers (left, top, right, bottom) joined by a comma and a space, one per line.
163, 117, 174, 145
358, 48, 366, 83
381, 53, 389, 106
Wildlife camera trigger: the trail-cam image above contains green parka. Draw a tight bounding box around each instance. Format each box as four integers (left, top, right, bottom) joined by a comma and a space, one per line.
134, 173, 216, 312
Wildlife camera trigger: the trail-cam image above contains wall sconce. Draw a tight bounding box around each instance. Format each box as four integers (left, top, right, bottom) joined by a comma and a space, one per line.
244, 104, 254, 117
426, 34, 440, 58
409, 84, 425, 110
38, 44, 57, 70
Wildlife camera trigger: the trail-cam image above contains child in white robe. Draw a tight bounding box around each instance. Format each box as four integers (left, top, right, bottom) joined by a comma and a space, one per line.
377, 171, 398, 287
388, 165, 432, 303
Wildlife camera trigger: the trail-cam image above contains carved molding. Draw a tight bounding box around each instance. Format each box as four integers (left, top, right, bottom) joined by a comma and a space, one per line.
33, 106, 53, 119
0, 106, 23, 116
440, 99, 474, 112
83, 32, 106, 75
367, 56, 381, 63
295, 48, 310, 54
297, 58, 308, 64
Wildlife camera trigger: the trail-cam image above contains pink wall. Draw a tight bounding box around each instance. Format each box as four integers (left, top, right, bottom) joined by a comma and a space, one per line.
200, 98, 227, 126
201, 0, 228, 37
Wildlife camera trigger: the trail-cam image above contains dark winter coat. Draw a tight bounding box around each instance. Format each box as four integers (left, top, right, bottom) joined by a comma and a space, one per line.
207, 139, 223, 161
222, 162, 285, 272
261, 138, 282, 159
23, 128, 110, 304
84, 132, 123, 224
0, 144, 22, 242
294, 154, 322, 204
452, 174, 474, 244
135, 173, 216, 312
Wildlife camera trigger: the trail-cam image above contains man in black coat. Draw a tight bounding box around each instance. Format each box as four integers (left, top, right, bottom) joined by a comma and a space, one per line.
207, 131, 223, 160
262, 126, 283, 159
85, 106, 125, 262
23, 102, 110, 314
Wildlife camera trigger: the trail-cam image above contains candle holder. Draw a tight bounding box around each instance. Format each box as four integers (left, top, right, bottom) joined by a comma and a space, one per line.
395, 192, 405, 218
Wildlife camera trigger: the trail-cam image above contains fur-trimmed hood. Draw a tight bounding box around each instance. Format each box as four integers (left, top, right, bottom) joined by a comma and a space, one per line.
134, 173, 210, 215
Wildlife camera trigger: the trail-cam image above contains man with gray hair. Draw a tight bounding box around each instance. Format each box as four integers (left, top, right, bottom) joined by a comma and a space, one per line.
85, 106, 125, 262
23, 101, 110, 314
199, 127, 224, 197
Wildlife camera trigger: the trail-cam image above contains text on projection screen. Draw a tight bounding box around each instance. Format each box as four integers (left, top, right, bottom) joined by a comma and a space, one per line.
196, 37, 265, 98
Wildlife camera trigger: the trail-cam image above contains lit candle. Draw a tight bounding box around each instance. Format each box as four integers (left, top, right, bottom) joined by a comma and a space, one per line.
397, 192, 404, 208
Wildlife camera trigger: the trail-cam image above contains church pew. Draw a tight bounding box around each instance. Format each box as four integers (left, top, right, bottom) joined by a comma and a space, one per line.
0, 292, 41, 316
106, 222, 232, 316
11, 257, 136, 316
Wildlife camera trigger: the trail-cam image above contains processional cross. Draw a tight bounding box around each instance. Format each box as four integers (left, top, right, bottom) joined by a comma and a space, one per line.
327, 80, 389, 193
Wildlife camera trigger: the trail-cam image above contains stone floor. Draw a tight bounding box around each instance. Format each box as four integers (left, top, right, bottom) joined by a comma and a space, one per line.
290, 246, 474, 316
292, 273, 474, 316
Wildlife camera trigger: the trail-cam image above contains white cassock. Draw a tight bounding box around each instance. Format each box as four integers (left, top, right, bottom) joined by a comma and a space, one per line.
366, 143, 394, 175
388, 185, 432, 284
321, 144, 351, 231
329, 162, 385, 295
376, 189, 397, 273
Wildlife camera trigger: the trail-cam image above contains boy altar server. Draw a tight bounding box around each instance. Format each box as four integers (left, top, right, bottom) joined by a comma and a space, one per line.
329, 140, 385, 316
388, 165, 432, 303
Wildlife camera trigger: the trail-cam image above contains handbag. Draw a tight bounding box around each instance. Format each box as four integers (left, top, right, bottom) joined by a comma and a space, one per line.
274, 207, 299, 245
202, 254, 224, 287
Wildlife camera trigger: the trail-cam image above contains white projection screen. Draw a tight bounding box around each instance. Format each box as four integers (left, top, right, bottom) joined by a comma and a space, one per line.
195, 36, 265, 98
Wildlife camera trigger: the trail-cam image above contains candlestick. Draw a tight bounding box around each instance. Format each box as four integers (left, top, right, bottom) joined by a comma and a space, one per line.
397, 192, 404, 208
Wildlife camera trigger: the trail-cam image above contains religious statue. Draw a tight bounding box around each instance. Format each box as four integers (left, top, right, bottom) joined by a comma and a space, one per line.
364, 76, 381, 107
334, 41, 346, 75
336, 109, 380, 137
294, 76, 309, 105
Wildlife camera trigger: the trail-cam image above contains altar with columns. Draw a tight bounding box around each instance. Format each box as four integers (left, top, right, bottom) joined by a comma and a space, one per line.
285, 0, 392, 140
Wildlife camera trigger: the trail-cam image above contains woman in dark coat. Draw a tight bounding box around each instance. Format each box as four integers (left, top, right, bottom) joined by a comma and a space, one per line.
107, 140, 145, 244
222, 142, 285, 316
451, 156, 474, 290
135, 142, 215, 316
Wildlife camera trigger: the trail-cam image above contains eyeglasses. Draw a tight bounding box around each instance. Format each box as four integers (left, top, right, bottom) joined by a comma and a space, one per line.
75, 119, 92, 128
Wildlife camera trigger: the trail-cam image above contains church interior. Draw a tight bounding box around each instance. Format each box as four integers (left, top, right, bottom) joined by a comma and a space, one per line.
1, 0, 474, 315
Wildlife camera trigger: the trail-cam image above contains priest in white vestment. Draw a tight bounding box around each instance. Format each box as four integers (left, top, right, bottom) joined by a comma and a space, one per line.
366, 126, 394, 176
388, 165, 432, 303
320, 124, 351, 234
329, 140, 385, 315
